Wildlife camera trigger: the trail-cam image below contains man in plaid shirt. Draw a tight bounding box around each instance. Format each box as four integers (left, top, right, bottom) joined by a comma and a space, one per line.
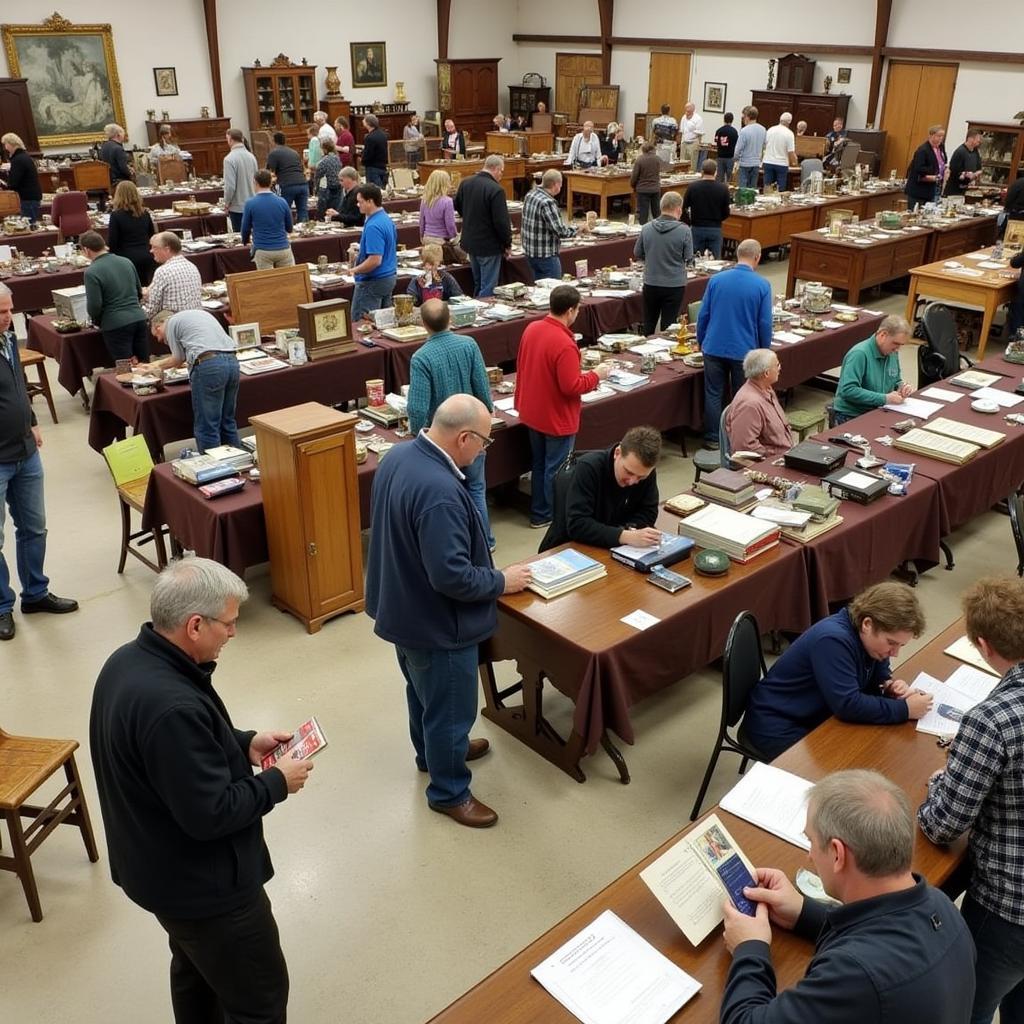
918, 575, 1024, 1024
143, 232, 202, 318
522, 170, 579, 284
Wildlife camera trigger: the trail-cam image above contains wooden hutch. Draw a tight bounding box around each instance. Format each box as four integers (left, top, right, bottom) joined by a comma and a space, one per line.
435, 58, 500, 141
0, 78, 39, 155
241, 55, 317, 149
145, 117, 230, 178
509, 82, 550, 123
751, 52, 849, 138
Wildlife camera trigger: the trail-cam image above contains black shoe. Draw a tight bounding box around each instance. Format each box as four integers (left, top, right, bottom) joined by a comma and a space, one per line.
21, 594, 79, 615
0, 612, 13, 640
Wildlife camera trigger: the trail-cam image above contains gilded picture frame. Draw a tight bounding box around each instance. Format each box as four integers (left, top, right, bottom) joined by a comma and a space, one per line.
2, 12, 126, 148
350, 42, 387, 89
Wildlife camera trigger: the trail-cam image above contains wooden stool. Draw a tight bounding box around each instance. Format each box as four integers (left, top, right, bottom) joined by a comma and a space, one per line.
19, 348, 58, 425
0, 728, 99, 921
786, 408, 826, 442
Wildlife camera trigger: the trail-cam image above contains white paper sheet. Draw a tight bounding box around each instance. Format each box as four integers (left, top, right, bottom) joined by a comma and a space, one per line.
621, 609, 661, 631
883, 396, 944, 418
943, 635, 999, 677
773, 331, 803, 344
920, 387, 963, 403
977, 261, 1008, 269
913, 666, 998, 737
835, 469, 882, 489
719, 762, 813, 850
970, 387, 1023, 408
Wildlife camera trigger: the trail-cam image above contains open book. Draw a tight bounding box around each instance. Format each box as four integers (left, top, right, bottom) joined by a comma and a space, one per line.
912, 666, 999, 738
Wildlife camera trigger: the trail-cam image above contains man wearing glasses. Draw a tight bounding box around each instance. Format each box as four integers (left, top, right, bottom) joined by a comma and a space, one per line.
366, 395, 532, 828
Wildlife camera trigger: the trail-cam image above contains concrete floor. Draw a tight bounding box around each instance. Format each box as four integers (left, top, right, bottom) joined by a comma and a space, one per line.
1, 257, 1011, 1022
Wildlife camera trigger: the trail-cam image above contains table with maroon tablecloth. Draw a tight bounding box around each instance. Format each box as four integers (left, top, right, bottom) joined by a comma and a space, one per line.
773, 309, 884, 390
38, 187, 226, 218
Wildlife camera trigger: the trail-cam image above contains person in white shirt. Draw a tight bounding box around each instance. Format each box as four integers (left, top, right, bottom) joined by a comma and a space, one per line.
763, 112, 797, 192
565, 122, 604, 169
313, 111, 336, 146
680, 102, 705, 170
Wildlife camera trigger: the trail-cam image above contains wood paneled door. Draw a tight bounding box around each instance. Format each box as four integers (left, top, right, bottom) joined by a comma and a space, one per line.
647, 51, 691, 121
880, 61, 958, 179
555, 52, 603, 121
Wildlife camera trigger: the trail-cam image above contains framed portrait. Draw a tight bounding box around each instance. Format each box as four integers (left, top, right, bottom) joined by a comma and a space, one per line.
837, 67, 852, 85
703, 82, 727, 115
229, 323, 261, 350
153, 66, 177, 97
2, 12, 126, 148
350, 42, 387, 89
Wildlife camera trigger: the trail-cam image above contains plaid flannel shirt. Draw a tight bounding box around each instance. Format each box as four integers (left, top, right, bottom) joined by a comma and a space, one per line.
144, 256, 203, 317
521, 186, 577, 259
918, 662, 1024, 924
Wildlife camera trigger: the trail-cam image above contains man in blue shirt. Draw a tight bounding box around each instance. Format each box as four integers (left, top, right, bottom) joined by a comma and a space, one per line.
696, 238, 773, 449
351, 183, 397, 322
733, 106, 767, 190
742, 581, 932, 760
240, 170, 294, 271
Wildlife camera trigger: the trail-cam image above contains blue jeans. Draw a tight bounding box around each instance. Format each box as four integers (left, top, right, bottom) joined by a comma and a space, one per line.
716, 157, 734, 183
191, 353, 240, 453
763, 163, 790, 191
463, 452, 494, 548
691, 226, 723, 258
228, 211, 243, 231
833, 410, 856, 425
279, 183, 308, 222
737, 165, 760, 189
396, 643, 480, 807
527, 255, 562, 283
528, 429, 574, 525
703, 354, 745, 442
470, 254, 502, 298
0, 450, 49, 613
20, 200, 41, 223
365, 167, 389, 188
352, 275, 396, 321
962, 893, 1024, 1024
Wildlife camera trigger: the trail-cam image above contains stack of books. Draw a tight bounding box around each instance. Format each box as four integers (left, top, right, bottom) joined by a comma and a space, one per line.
361, 403, 405, 427
694, 468, 757, 509
172, 445, 254, 486
526, 549, 607, 599
677, 504, 780, 563
893, 427, 981, 465
606, 369, 650, 392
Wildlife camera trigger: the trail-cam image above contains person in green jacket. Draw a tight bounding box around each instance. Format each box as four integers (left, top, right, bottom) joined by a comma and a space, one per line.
833, 314, 913, 424
81, 230, 149, 363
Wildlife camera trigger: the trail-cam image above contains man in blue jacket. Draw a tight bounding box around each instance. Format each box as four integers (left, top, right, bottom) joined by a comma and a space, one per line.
721, 769, 975, 1024
366, 395, 532, 827
697, 238, 773, 449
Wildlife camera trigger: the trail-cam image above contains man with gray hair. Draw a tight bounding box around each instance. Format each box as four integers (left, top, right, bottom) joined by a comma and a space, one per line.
763, 111, 797, 192
90, 557, 312, 1023
724, 348, 794, 459
454, 154, 512, 297
144, 231, 202, 318
361, 114, 389, 188
521, 168, 580, 282
366, 396, 532, 828
99, 122, 133, 192
565, 120, 604, 169
721, 769, 975, 1023
634, 190, 693, 335
324, 166, 364, 227
833, 314, 913, 424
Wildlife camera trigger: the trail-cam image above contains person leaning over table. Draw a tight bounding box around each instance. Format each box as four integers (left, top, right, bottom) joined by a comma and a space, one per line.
140, 309, 240, 453
741, 581, 932, 761
724, 349, 794, 460
241, 170, 295, 272
406, 244, 463, 305
350, 183, 398, 322
266, 132, 308, 223
918, 576, 1024, 1024
143, 231, 202, 319
721, 769, 975, 1024
906, 124, 948, 209
0, 132, 42, 222
107, 180, 157, 286
522, 168, 581, 283
418, 169, 457, 247
81, 230, 149, 364
832, 313, 913, 424
630, 141, 663, 226
539, 425, 661, 552
325, 166, 363, 228
634, 190, 693, 336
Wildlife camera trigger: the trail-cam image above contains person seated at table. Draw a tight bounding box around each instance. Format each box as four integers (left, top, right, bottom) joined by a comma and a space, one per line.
601, 122, 626, 165
418, 169, 457, 247
140, 309, 240, 453
724, 349, 794, 460
539, 426, 661, 552
722, 769, 975, 1024
81, 229, 149, 364
742, 581, 932, 761
406, 244, 463, 305
144, 231, 202, 318
148, 124, 181, 160
833, 314, 913, 424
107, 181, 157, 286
325, 166, 363, 228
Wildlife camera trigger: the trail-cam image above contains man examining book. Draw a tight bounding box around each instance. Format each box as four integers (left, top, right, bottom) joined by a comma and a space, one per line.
539, 425, 661, 551
89, 557, 314, 1024
721, 770, 975, 1024
918, 576, 1024, 1024
833, 314, 913, 424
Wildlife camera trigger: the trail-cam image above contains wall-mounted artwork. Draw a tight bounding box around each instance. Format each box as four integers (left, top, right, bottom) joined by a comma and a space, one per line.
351, 42, 387, 88
703, 82, 726, 115
153, 67, 178, 97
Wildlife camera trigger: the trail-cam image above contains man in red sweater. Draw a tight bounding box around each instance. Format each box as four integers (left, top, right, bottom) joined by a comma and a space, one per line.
515, 285, 609, 527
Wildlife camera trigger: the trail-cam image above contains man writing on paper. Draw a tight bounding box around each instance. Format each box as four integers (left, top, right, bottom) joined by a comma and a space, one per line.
918, 576, 1024, 1024
721, 769, 975, 1024
539, 426, 661, 552
833, 314, 914, 424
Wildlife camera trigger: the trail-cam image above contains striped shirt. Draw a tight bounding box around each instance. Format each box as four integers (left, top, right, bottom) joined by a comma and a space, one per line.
521, 186, 576, 259
144, 255, 202, 318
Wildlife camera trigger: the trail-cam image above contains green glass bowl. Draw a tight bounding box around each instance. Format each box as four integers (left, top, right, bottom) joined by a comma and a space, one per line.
694, 549, 730, 576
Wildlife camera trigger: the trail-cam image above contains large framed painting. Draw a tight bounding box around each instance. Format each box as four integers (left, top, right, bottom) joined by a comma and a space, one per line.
350, 42, 387, 89
2, 12, 126, 148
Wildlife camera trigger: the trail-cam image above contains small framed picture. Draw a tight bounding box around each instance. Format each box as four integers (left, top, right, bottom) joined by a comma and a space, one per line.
153, 67, 178, 97
703, 82, 727, 115
229, 323, 261, 350
837, 67, 852, 85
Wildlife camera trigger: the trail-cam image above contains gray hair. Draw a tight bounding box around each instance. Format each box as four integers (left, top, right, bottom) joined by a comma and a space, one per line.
660, 190, 683, 212
364, 114, 380, 129
780, 112, 793, 125
431, 394, 489, 432
151, 556, 249, 632
744, 348, 777, 379
736, 238, 762, 262
340, 165, 359, 182
104, 123, 123, 139
541, 168, 563, 189
1, 132, 25, 150
0, 281, 12, 300
878, 314, 911, 338
313, 111, 327, 124
484, 154, 505, 172
807, 770, 914, 877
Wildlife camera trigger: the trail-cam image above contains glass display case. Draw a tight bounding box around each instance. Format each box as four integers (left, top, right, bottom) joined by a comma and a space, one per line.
967, 120, 1024, 187
243, 60, 317, 148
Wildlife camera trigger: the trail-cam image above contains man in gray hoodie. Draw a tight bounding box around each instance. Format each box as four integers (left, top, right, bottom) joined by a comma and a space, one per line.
633, 191, 693, 335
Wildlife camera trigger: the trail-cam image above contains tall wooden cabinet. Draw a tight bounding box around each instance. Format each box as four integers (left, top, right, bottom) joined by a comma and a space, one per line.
509, 85, 550, 122
145, 117, 230, 178
436, 58, 500, 141
750, 89, 850, 138
250, 403, 364, 634
241, 58, 317, 149
0, 78, 39, 155
967, 121, 1024, 187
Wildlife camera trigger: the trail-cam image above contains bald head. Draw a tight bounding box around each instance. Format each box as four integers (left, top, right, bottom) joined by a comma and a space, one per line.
420, 298, 450, 333
429, 395, 493, 467
684, 103, 695, 117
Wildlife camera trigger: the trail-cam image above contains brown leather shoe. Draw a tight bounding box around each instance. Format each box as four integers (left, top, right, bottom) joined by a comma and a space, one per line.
429, 796, 498, 828
417, 738, 490, 772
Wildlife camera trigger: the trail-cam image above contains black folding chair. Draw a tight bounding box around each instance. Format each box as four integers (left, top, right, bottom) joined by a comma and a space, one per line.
916, 303, 973, 388
1009, 492, 1024, 577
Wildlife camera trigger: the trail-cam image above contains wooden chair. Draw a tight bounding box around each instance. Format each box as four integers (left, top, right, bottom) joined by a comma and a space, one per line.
0, 191, 21, 216
156, 156, 188, 184
0, 726, 99, 921
68, 160, 111, 196
102, 436, 168, 574
19, 348, 58, 424
1009, 491, 1024, 577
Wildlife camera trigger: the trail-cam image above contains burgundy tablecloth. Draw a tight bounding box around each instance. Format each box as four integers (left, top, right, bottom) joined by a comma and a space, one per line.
774, 311, 883, 390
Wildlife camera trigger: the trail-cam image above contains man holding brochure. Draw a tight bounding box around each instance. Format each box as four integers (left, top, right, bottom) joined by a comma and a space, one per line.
721, 770, 975, 1024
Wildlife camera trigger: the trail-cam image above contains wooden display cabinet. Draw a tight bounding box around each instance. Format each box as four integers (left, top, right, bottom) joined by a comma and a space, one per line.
242, 57, 317, 149
250, 403, 364, 634
508, 84, 550, 123
436, 58, 500, 141
349, 104, 413, 146
750, 90, 849, 139
145, 117, 230, 178
967, 121, 1024, 188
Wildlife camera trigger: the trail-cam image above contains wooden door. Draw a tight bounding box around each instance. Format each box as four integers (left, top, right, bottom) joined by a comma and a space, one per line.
880, 61, 957, 178
647, 51, 691, 120
555, 53, 603, 121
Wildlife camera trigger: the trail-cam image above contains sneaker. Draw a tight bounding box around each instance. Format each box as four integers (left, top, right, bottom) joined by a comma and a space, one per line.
529, 520, 552, 529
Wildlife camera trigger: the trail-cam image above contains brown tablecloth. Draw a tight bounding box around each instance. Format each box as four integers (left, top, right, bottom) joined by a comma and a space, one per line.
774, 311, 884, 390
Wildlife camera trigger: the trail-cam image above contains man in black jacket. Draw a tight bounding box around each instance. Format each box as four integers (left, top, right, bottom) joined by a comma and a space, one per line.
1, 132, 42, 222
0, 283, 77, 641
361, 114, 389, 188
944, 128, 983, 197
454, 154, 512, 298
720, 769, 975, 1024
89, 557, 313, 1024
540, 426, 661, 551
682, 158, 732, 257
326, 166, 365, 227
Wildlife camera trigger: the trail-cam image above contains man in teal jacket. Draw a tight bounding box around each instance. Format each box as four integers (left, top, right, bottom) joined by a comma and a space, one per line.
833, 314, 913, 423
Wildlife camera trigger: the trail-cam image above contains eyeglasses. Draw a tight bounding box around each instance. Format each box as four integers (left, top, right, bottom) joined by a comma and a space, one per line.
465, 429, 494, 449
202, 614, 237, 630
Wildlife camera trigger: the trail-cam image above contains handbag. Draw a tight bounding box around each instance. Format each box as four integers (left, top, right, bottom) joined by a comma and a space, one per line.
442, 239, 468, 264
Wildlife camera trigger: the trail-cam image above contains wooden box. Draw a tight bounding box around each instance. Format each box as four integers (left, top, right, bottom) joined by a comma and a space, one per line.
297, 298, 355, 360
226, 264, 312, 335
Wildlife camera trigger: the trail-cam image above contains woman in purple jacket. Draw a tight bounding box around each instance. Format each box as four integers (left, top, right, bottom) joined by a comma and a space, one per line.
419, 169, 458, 246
